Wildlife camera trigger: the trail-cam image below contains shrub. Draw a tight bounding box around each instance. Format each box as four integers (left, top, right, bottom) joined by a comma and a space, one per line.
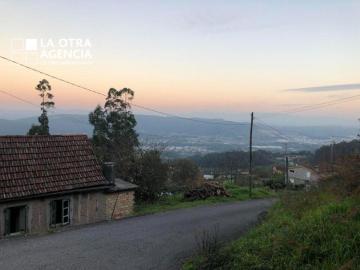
168, 159, 203, 191
133, 150, 168, 202
186, 192, 360, 270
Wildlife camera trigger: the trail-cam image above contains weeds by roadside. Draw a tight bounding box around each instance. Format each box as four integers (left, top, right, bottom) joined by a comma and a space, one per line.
184, 189, 360, 270
134, 183, 274, 216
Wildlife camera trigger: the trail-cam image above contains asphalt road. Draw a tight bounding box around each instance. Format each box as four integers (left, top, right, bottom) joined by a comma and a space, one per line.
0, 199, 275, 270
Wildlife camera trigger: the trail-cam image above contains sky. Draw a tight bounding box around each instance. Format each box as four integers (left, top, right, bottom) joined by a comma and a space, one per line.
0, 0, 359, 126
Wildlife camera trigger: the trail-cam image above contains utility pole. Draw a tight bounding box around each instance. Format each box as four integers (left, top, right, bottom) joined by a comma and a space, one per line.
285, 156, 289, 187
249, 112, 254, 197
330, 139, 335, 172
284, 142, 289, 186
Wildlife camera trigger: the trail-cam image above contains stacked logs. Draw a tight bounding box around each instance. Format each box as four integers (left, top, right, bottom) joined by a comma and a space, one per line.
184, 182, 230, 200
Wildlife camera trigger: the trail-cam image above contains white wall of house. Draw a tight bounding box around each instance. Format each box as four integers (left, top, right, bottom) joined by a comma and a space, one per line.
288, 166, 319, 186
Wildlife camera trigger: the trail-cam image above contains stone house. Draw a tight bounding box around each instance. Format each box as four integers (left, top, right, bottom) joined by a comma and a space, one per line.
0, 135, 137, 238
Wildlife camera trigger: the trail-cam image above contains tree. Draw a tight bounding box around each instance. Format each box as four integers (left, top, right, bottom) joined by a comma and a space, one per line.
264, 173, 285, 190
169, 159, 203, 191
89, 88, 139, 180
333, 155, 360, 194
28, 79, 54, 135
133, 150, 168, 201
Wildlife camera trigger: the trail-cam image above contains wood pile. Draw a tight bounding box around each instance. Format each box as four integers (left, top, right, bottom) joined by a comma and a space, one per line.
184, 182, 230, 200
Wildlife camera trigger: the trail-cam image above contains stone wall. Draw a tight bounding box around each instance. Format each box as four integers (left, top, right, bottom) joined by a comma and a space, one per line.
105, 191, 135, 220
0, 189, 135, 238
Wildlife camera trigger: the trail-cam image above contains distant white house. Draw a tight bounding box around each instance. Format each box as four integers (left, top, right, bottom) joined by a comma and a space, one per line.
288, 165, 320, 186
203, 174, 214, 180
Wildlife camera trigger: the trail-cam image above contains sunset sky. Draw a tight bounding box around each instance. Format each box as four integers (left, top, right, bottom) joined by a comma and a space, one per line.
0, 0, 359, 125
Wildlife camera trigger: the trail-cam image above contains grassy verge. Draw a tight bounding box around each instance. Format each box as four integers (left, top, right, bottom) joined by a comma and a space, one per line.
134, 183, 274, 216
184, 190, 360, 270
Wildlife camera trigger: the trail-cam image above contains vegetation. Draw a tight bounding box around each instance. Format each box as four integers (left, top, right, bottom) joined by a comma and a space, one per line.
190, 151, 284, 183
89, 88, 139, 180
133, 150, 168, 202
168, 159, 203, 191
263, 172, 286, 190
184, 156, 360, 270
134, 182, 274, 216
89, 88, 171, 202
191, 150, 281, 171
28, 79, 54, 135
312, 139, 360, 168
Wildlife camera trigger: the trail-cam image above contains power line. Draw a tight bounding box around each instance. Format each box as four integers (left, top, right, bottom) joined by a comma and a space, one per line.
5, 54, 358, 126
259, 94, 360, 119
0, 56, 105, 97
0, 89, 92, 126
0, 55, 248, 126
3, 55, 360, 126
130, 103, 248, 126
0, 88, 248, 127
282, 95, 360, 114
254, 117, 291, 141
254, 122, 290, 141
0, 89, 38, 107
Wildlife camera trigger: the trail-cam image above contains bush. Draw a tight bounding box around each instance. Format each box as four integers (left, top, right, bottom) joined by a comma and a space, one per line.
133, 150, 168, 202
185, 192, 360, 270
185, 154, 360, 270
334, 155, 360, 195
168, 159, 203, 191
264, 173, 285, 190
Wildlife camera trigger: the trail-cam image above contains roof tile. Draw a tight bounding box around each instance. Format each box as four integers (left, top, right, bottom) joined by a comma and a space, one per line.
0, 135, 108, 201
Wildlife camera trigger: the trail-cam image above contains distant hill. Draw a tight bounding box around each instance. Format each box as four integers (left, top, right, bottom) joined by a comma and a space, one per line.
0, 114, 357, 156
0, 114, 249, 137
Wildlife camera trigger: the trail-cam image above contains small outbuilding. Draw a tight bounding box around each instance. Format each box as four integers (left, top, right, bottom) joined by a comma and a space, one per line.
0, 135, 137, 238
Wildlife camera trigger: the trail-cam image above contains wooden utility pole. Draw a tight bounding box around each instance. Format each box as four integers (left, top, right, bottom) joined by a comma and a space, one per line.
249, 112, 254, 197
284, 142, 289, 186
330, 139, 335, 172
285, 156, 289, 186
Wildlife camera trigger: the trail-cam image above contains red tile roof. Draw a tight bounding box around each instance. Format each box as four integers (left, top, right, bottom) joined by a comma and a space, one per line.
0, 135, 109, 201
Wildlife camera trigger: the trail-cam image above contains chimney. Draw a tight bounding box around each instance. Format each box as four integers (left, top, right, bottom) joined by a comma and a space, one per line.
103, 162, 115, 185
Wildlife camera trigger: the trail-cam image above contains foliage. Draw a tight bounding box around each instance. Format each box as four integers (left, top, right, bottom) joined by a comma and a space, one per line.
28, 79, 54, 135
264, 173, 286, 190
313, 140, 360, 167
184, 186, 360, 270
191, 150, 279, 171
333, 155, 360, 195
89, 88, 139, 180
134, 182, 274, 216
252, 166, 273, 179
168, 159, 203, 191
194, 225, 221, 270
133, 150, 168, 202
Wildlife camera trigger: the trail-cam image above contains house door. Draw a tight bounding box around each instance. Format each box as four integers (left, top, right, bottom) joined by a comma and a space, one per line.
4, 206, 27, 235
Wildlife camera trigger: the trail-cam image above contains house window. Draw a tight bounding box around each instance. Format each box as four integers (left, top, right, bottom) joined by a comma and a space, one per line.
50, 199, 70, 226
4, 206, 27, 235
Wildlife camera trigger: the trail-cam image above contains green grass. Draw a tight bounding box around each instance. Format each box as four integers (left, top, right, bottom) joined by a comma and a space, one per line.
184, 190, 360, 270
134, 183, 274, 216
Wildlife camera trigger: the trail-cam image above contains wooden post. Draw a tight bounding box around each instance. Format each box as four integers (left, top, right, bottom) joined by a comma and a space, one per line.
284, 142, 289, 186
330, 139, 335, 172
285, 156, 289, 186
249, 112, 254, 197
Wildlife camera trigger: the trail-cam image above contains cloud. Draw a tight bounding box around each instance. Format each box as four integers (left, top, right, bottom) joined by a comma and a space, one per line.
179, 6, 286, 35
285, 84, 360, 93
